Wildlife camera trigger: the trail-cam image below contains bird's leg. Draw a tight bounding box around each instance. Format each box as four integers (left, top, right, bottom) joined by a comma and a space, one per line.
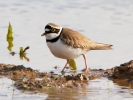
61, 59, 69, 72
82, 54, 89, 73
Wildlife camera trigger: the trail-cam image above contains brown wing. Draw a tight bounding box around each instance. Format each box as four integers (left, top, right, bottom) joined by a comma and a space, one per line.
60, 28, 94, 50
60, 28, 113, 50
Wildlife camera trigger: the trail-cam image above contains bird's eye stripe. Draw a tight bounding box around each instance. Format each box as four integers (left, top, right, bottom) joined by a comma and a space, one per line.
45, 25, 52, 30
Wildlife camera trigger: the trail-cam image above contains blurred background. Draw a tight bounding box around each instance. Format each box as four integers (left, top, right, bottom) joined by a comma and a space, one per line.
0, 0, 133, 72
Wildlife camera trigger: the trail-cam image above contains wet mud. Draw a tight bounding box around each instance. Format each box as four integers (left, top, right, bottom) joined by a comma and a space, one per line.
109, 60, 133, 83
0, 60, 133, 91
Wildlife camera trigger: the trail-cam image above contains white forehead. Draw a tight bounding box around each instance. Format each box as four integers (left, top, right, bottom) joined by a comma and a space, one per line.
45, 28, 50, 31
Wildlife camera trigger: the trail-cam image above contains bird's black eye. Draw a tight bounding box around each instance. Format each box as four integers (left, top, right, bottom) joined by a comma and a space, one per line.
51, 28, 56, 32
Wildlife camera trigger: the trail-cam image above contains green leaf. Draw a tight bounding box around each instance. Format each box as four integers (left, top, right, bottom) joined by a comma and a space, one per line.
7, 22, 13, 39
68, 59, 77, 70
7, 22, 13, 52
19, 47, 30, 61
20, 47, 24, 54
7, 38, 13, 51
19, 47, 24, 60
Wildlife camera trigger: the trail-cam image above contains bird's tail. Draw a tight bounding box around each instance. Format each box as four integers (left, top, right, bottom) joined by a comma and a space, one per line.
91, 42, 113, 50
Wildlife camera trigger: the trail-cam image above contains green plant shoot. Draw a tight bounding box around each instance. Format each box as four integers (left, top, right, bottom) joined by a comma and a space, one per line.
7, 22, 13, 38
69, 59, 77, 70
19, 47, 24, 60
7, 22, 13, 51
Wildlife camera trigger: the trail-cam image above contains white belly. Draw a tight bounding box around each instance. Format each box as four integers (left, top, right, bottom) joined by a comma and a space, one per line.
47, 39, 87, 59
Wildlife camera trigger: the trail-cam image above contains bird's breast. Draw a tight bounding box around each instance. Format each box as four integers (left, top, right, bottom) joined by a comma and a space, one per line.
46, 39, 87, 59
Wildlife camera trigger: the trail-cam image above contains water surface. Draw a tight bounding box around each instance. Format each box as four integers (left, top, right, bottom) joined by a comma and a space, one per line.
0, 0, 133, 99
0, 77, 133, 100
0, 0, 133, 71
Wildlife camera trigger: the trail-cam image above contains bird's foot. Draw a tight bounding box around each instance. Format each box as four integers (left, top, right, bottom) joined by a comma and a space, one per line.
82, 68, 90, 74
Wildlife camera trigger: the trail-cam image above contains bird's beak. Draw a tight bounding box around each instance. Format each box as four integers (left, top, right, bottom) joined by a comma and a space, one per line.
41, 32, 46, 36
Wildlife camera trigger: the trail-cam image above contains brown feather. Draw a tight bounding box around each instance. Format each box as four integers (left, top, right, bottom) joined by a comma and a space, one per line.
48, 23, 60, 27
60, 28, 113, 51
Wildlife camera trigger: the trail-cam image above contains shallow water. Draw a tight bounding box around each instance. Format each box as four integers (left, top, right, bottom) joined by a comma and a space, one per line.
0, 77, 133, 100
0, 0, 133, 99
0, 0, 133, 71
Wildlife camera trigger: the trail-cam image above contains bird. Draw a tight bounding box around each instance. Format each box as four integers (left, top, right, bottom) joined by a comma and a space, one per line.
41, 23, 113, 73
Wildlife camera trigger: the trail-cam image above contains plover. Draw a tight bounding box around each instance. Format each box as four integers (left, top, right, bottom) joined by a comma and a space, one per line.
41, 23, 113, 73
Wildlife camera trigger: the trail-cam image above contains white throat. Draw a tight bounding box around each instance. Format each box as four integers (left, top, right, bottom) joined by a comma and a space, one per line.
45, 26, 62, 40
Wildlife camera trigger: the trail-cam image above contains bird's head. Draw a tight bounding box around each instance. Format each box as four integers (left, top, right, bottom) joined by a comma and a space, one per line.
41, 23, 62, 40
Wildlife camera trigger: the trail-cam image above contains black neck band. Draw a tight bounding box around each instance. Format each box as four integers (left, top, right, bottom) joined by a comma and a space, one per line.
46, 29, 62, 43
46, 35, 60, 43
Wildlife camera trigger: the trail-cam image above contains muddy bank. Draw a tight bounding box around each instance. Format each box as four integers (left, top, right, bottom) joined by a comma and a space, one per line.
109, 60, 133, 81
0, 60, 133, 91
0, 63, 105, 91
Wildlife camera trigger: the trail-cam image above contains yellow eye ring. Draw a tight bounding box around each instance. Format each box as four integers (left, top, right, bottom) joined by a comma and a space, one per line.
51, 28, 56, 32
